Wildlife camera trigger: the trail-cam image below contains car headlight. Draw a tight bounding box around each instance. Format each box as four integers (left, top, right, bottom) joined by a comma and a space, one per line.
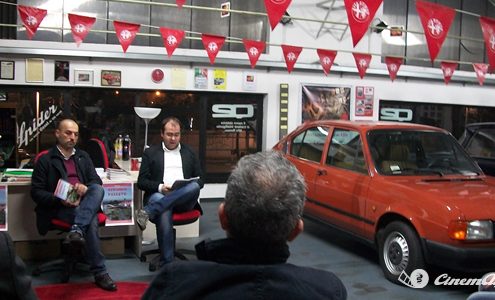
448, 220, 494, 240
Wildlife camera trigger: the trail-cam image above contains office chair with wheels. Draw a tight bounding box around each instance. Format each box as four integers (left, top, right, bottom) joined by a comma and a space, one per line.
140, 205, 202, 272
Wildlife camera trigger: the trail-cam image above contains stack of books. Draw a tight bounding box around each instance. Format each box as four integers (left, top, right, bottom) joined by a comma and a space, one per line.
2, 168, 33, 182
106, 168, 132, 181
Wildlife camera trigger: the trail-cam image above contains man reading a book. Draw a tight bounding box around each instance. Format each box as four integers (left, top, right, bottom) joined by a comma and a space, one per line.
31, 118, 117, 291
136, 116, 203, 267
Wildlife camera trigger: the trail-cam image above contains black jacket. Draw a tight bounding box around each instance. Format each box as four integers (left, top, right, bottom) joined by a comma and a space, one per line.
0, 232, 38, 300
30, 146, 102, 235
142, 238, 347, 300
137, 143, 204, 204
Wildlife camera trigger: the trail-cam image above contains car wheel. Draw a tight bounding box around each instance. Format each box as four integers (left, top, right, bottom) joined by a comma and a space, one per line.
378, 221, 425, 284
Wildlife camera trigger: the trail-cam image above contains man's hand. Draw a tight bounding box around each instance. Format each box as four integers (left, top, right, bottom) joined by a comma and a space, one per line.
161, 185, 172, 194
73, 183, 88, 197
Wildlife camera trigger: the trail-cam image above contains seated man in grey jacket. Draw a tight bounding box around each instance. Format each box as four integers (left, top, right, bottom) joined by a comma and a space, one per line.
143, 151, 347, 300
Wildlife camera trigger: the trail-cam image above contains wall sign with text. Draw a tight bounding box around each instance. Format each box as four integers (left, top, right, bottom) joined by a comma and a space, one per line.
355, 86, 374, 117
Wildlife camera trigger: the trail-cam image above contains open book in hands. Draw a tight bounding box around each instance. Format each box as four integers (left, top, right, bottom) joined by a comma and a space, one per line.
54, 179, 79, 204
170, 177, 200, 190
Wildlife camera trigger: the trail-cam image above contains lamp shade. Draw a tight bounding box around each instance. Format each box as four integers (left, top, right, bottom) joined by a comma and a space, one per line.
134, 107, 161, 119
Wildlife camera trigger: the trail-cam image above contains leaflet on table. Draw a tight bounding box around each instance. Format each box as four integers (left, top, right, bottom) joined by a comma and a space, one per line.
0, 185, 7, 231
171, 177, 200, 190
54, 179, 79, 204
102, 182, 134, 226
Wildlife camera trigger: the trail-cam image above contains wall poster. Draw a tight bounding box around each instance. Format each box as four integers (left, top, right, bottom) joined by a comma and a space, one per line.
102, 182, 134, 226
194, 68, 208, 89
0, 185, 7, 231
213, 69, 227, 90
355, 86, 374, 117
301, 84, 350, 122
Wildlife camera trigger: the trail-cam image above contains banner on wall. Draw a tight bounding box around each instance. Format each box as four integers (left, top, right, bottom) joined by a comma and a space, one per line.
441, 61, 457, 85
68, 14, 96, 46
301, 84, 350, 122
160, 27, 185, 57
101, 182, 134, 226
17, 5, 47, 39
344, 0, 383, 47
355, 86, 374, 117
0, 185, 7, 231
113, 21, 140, 53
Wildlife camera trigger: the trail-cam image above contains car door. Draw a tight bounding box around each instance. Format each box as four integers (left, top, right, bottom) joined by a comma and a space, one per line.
287, 126, 330, 205
311, 127, 371, 235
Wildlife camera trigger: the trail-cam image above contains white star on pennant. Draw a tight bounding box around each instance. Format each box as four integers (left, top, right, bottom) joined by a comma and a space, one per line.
26, 16, 37, 26
359, 59, 367, 67
389, 64, 397, 72
74, 24, 86, 33
287, 52, 297, 61
120, 30, 132, 40
444, 68, 452, 76
427, 18, 443, 37
167, 35, 177, 46
208, 42, 218, 52
249, 47, 259, 57
322, 56, 332, 65
352, 1, 369, 21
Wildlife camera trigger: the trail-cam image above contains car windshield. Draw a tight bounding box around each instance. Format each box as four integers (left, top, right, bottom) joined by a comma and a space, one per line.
368, 129, 481, 176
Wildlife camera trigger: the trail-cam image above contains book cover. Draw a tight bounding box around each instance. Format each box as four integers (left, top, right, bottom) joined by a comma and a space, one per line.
54, 179, 79, 204
171, 177, 200, 190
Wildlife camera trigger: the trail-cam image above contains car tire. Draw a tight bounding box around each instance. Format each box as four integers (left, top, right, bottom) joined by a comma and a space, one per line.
377, 221, 425, 284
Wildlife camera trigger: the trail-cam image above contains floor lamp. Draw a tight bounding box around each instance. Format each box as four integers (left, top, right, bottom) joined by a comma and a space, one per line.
134, 107, 162, 150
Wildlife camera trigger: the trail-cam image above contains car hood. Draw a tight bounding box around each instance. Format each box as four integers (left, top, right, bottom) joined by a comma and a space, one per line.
383, 176, 495, 220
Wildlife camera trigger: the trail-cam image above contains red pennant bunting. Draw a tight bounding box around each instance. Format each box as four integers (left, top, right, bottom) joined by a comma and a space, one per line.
201, 34, 226, 64
68, 14, 96, 47
243, 39, 266, 68
159, 27, 185, 57
316, 49, 338, 75
473, 63, 489, 86
385, 57, 403, 82
479, 17, 495, 69
281, 45, 302, 73
264, 0, 293, 30
440, 61, 457, 85
17, 5, 47, 39
176, 0, 186, 8
344, 0, 383, 47
113, 21, 140, 53
352, 53, 371, 79
416, 1, 456, 62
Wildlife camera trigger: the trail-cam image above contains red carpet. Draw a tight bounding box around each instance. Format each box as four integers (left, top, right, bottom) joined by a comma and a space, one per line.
35, 281, 148, 300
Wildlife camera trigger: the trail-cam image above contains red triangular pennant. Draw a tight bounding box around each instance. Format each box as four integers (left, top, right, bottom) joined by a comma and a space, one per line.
68, 14, 96, 47
385, 57, 403, 82
479, 17, 495, 69
473, 63, 489, 86
344, 0, 383, 47
176, 0, 186, 8
353, 53, 372, 79
416, 1, 456, 62
264, 0, 293, 30
440, 61, 457, 85
243, 39, 266, 68
201, 34, 226, 64
281, 45, 302, 73
17, 5, 47, 39
159, 27, 185, 58
316, 49, 338, 76
113, 21, 140, 53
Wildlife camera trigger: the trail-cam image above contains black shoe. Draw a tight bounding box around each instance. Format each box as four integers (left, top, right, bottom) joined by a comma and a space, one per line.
63, 231, 85, 249
135, 209, 149, 231
95, 273, 117, 291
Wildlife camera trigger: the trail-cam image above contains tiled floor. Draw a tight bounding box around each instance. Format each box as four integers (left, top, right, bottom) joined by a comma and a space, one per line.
28, 200, 480, 299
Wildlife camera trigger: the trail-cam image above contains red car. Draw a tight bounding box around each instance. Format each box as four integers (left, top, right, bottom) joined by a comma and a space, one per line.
273, 120, 495, 284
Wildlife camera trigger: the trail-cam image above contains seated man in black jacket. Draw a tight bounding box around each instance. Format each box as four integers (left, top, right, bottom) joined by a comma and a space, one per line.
30, 118, 116, 292
143, 151, 347, 300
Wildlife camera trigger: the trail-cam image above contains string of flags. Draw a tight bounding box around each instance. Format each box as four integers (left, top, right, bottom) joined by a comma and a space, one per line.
13, 0, 495, 86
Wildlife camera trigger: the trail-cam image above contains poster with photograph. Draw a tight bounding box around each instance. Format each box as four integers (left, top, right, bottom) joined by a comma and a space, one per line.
355, 86, 374, 117
0, 185, 7, 231
242, 71, 257, 91
55, 60, 69, 82
301, 84, 350, 122
194, 68, 208, 89
213, 69, 227, 90
101, 70, 121, 86
101, 182, 134, 226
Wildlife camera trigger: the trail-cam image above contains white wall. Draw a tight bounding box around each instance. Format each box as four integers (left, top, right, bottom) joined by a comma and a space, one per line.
1, 0, 494, 152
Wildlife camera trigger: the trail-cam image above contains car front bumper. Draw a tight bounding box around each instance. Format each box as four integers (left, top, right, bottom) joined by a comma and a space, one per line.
422, 239, 495, 272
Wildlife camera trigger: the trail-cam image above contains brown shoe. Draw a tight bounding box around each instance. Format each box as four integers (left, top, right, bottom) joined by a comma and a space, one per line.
94, 273, 117, 291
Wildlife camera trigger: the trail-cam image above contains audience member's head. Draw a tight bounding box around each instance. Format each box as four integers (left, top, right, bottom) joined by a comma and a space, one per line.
220, 151, 306, 245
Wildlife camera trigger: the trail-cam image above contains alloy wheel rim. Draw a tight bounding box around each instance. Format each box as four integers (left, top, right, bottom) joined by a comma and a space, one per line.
383, 231, 409, 275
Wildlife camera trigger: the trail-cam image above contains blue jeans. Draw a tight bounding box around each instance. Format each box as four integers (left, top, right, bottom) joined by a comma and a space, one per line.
56, 184, 106, 276
144, 182, 200, 264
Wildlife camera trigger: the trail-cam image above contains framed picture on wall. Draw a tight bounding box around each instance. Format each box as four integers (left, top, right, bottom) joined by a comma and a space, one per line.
101, 70, 121, 86
301, 84, 351, 122
74, 69, 93, 86
0, 61, 15, 80
54, 60, 70, 82
25, 58, 44, 83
